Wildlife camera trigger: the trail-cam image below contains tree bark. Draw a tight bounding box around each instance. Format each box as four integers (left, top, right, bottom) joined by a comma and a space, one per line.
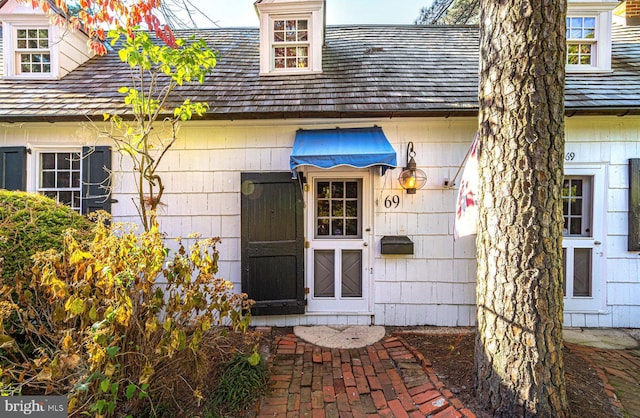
474, 0, 570, 416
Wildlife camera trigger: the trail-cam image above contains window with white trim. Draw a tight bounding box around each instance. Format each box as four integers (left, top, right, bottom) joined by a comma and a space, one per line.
37, 151, 82, 212
272, 18, 309, 70
566, 16, 596, 66
15, 27, 51, 74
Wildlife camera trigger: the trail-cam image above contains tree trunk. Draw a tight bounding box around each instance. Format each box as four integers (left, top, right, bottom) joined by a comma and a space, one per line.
474, 0, 570, 416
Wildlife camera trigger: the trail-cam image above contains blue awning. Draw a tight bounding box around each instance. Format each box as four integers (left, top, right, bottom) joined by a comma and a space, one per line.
290, 126, 397, 174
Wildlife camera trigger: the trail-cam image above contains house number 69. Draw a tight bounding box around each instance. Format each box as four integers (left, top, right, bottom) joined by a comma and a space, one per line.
384, 195, 400, 209
565, 152, 575, 161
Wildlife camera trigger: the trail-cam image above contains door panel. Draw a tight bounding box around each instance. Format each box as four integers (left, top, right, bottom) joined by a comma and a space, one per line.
241, 172, 305, 315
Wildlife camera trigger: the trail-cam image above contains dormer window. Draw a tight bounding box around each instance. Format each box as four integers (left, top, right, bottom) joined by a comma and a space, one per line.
256, 0, 325, 76
566, 17, 596, 65
273, 18, 309, 69
566, 1, 618, 73
16, 27, 51, 74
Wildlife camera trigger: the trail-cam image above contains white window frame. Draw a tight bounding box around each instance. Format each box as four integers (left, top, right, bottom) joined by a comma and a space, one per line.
256, 0, 324, 76
566, 1, 617, 73
29, 147, 83, 212
14, 26, 52, 76
1, 19, 59, 79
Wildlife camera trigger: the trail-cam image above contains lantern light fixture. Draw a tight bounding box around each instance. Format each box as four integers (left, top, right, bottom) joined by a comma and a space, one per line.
398, 141, 427, 194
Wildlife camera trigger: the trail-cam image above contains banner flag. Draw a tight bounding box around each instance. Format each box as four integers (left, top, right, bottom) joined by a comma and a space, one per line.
454, 133, 479, 240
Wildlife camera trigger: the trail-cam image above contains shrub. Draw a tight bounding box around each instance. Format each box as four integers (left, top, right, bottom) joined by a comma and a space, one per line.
0, 190, 93, 280
208, 351, 268, 416
0, 215, 254, 416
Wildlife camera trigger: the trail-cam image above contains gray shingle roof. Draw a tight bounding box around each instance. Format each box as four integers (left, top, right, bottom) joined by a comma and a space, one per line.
0, 24, 639, 122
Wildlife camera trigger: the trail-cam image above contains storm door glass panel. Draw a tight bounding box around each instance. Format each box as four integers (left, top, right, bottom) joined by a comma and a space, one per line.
316, 180, 361, 238
573, 248, 592, 297
562, 177, 591, 237
314, 250, 335, 297
342, 250, 362, 297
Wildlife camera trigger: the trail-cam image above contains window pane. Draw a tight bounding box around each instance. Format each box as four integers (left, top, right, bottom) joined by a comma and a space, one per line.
570, 29, 582, 39
298, 31, 308, 42
286, 47, 296, 57
584, 29, 595, 39
274, 20, 284, 31
73, 192, 81, 209
332, 183, 344, 198
57, 153, 71, 169
286, 31, 296, 41
317, 219, 329, 236
570, 218, 582, 235
17, 29, 26, 38
573, 248, 592, 296
38, 29, 48, 38
318, 182, 330, 198
17, 40, 26, 49
345, 201, 358, 217
274, 31, 284, 42
28, 39, 38, 48
580, 54, 591, 65
286, 20, 296, 30
570, 198, 583, 215
58, 191, 72, 206
570, 17, 582, 28
28, 29, 37, 38
346, 182, 358, 198
58, 171, 70, 188
345, 219, 358, 236
72, 153, 81, 169
41, 171, 55, 188
275, 47, 285, 58
317, 200, 329, 217
41, 153, 55, 169
332, 200, 344, 217
72, 171, 80, 188
584, 17, 596, 28
298, 20, 308, 30
332, 219, 343, 236
298, 57, 308, 68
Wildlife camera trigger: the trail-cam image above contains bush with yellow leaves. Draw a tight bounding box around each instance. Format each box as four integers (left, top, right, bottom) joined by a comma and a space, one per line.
0, 213, 254, 417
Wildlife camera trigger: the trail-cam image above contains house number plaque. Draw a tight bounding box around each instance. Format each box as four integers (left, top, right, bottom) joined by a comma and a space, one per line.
384, 195, 400, 208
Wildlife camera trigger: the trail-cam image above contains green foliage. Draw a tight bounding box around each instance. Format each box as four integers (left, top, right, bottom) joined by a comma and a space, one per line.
0, 215, 253, 416
100, 29, 217, 231
415, 0, 479, 24
0, 190, 93, 280
208, 351, 267, 416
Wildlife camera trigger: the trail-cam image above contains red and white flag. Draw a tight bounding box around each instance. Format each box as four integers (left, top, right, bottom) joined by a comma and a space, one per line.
454, 134, 479, 240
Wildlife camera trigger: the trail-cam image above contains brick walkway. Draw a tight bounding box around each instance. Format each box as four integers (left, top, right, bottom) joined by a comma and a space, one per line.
568, 343, 640, 418
258, 334, 474, 417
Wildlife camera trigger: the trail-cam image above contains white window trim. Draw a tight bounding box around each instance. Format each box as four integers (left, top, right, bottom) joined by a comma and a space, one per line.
28, 146, 84, 212
257, 0, 324, 76
2, 19, 59, 79
566, 1, 618, 73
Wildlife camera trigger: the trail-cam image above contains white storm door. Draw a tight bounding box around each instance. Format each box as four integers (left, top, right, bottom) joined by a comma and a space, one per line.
562, 165, 606, 312
307, 172, 372, 313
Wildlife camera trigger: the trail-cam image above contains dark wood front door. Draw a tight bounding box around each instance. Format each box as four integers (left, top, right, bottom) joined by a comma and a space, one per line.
241, 172, 305, 316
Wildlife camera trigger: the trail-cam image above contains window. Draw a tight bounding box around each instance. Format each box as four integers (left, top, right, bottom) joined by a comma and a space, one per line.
272, 19, 309, 70
315, 180, 361, 238
566, 17, 596, 66
15, 28, 51, 74
255, 0, 324, 75
562, 177, 592, 237
37, 151, 82, 212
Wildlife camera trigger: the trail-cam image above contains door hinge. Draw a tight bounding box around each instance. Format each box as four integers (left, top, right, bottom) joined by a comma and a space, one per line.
304, 287, 310, 295
305, 240, 310, 248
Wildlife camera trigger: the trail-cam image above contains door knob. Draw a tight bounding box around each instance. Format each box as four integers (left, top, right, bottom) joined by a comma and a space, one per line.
594, 241, 601, 245
363, 242, 368, 247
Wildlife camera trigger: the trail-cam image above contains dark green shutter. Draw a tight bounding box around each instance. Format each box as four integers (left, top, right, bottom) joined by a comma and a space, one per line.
629, 158, 640, 251
0, 147, 27, 191
82, 146, 112, 215
241, 172, 305, 316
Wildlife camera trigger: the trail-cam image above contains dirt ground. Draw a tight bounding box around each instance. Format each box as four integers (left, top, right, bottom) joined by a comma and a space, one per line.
398, 331, 620, 418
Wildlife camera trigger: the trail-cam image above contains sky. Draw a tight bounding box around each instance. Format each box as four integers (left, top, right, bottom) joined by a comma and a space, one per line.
178, 0, 431, 28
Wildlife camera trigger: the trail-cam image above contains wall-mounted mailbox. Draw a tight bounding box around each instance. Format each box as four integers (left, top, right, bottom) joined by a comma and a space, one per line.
381, 235, 414, 255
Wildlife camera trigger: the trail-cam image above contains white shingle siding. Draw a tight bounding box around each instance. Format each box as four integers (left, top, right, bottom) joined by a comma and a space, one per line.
2, 115, 640, 327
